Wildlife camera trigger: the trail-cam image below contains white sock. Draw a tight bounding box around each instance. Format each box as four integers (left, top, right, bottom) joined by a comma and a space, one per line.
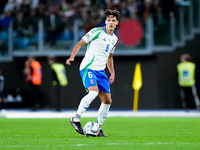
97, 103, 111, 128
74, 91, 98, 122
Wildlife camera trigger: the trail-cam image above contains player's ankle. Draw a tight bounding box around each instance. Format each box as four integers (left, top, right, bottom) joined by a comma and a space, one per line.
73, 114, 81, 122
98, 124, 102, 129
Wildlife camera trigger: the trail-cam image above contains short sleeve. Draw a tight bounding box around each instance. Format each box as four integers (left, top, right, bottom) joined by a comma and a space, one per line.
82, 28, 102, 43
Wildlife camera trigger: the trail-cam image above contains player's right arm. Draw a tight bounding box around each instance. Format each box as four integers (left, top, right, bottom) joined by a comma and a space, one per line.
66, 27, 101, 65
66, 39, 86, 65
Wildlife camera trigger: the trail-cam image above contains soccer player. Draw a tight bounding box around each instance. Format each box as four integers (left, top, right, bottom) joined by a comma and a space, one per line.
66, 8, 120, 137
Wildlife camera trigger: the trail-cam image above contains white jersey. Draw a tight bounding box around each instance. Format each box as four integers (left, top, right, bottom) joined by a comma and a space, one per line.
80, 27, 118, 71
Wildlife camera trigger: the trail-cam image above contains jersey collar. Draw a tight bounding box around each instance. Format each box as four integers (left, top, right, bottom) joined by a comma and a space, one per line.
103, 26, 113, 36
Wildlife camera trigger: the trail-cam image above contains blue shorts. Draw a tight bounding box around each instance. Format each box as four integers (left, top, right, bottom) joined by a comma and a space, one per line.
80, 68, 110, 93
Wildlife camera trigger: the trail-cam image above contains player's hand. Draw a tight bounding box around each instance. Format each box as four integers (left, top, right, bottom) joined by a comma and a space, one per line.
109, 74, 115, 84
66, 58, 74, 65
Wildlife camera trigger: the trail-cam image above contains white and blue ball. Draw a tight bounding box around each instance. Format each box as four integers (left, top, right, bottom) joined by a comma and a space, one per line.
83, 121, 100, 137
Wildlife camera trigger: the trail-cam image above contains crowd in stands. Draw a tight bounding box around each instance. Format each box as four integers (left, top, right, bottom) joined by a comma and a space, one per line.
0, 0, 185, 52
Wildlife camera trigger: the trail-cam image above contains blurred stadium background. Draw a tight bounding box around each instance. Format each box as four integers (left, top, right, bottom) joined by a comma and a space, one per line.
1, 0, 200, 111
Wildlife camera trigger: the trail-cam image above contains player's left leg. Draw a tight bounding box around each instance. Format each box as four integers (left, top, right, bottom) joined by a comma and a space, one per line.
97, 91, 112, 137
98, 91, 112, 127
94, 70, 112, 137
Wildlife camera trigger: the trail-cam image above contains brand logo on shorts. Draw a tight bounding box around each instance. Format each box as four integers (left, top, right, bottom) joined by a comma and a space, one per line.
90, 79, 94, 84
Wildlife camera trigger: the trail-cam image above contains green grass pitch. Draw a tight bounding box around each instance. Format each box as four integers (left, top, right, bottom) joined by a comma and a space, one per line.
0, 117, 200, 150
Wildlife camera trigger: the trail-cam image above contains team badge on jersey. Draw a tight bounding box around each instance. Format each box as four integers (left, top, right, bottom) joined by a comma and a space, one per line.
90, 79, 94, 84
112, 39, 115, 45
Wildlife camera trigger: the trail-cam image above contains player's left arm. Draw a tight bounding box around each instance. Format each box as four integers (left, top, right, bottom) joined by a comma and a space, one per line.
107, 53, 115, 84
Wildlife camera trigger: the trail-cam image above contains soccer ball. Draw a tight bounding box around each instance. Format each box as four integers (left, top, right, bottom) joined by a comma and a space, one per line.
83, 121, 100, 137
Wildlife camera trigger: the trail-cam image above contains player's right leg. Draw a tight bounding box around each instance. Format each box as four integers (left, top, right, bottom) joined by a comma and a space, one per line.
97, 91, 111, 137
70, 116, 84, 135
70, 69, 99, 135
95, 70, 111, 137
70, 90, 98, 135
76, 69, 99, 116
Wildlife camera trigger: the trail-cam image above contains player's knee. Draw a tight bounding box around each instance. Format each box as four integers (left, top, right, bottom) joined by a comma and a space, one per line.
88, 91, 99, 99
108, 99, 112, 104
103, 99, 112, 104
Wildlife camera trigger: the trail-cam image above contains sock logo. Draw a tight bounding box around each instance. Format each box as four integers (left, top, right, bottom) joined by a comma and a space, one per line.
83, 106, 88, 110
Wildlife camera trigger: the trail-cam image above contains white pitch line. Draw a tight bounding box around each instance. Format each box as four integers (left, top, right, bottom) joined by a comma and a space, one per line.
1, 109, 200, 118
0, 142, 194, 148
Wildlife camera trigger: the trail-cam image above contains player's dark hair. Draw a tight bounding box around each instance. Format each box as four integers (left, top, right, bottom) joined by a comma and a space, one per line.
104, 8, 120, 21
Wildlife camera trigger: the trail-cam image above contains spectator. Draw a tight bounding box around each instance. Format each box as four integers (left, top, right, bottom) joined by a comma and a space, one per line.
19, 0, 31, 18
127, 0, 137, 19
13, 12, 29, 37
47, 56, 68, 111
135, 0, 146, 20
35, 2, 47, 18
0, 10, 13, 31
0, 10, 13, 53
118, 0, 130, 21
91, 4, 105, 28
23, 56, 42, 111
13, 11, 32, 48
105, 0, 119, 9
4, 0, 20, 17
177, 53, 200, 110
30, 0, 39, 10
25, 9, 39, 34
60, 1, 75, 32
1, 0, 180, 50
149, 0, 164, 28
60, 1, 75, 21
135, 0, 146, 28
43, 4, 66, 47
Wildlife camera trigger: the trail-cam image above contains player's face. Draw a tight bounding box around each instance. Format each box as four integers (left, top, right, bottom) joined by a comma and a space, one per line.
105, 15, 118, 31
